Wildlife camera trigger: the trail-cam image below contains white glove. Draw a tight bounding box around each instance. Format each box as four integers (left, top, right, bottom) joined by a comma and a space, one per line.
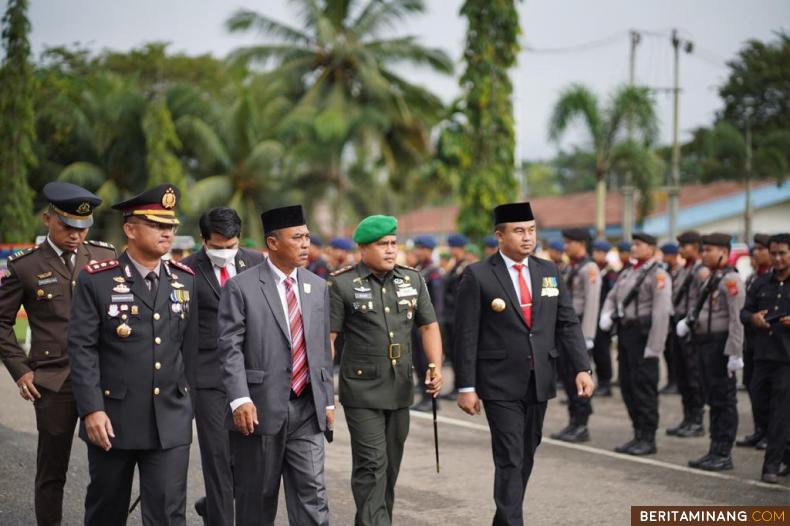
585, 338, 594, 351
676, 318, 690, 338
644, 346, 661, 359
599, 312, 613, 332
727, 356, 744, 377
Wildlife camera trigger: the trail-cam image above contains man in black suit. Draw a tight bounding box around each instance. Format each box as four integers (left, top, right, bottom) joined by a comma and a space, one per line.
181, 208, 264, 526
455, 202, 594, 526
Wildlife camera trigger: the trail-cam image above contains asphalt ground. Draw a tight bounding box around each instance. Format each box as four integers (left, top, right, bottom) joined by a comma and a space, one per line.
0, 364, 787, 525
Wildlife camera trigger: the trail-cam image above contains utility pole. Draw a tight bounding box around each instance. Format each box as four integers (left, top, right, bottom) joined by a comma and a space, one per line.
744, 111, 753, 243
668, 29, 693, 241
621, 30, 640, 241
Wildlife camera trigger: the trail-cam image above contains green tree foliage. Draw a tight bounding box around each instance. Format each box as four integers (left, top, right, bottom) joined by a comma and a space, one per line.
455, 0, 520, 241
548, 83, 660, 233
225, 0, 452, 231
0, 0, 36, 242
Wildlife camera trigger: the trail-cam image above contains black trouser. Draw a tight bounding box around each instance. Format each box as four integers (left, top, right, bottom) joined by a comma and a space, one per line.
558, 342, 592, 425
33, 383, 78, 526
663, 320, 678, 386
744, 343, 770, 435
483, 374, 547, 526
412, 326, 429, 395
675, 335, 705, 422
85, 443, 190, 526
750, 360, 790, 472
194, 388, 234, 526
592, 328, 613, 387
617, 324, 659, 435
694, 334, 738, 454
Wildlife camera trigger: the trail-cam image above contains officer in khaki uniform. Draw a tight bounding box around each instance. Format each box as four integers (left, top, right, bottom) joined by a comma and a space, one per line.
676, 233, 745, 471
666, 231, 710, 438
0, 182, 115, 526
68, 184, 198, 525
551, 227, 600, 442
600, 232, 672, 456
329, 215, 443, 526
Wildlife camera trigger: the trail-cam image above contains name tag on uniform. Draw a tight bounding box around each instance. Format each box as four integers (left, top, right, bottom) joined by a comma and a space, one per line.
354, 292, 373, 300
541, 288, 559, 297
396, 287, 418, 298
111, 294, 134, 302
37, 277, 58, 286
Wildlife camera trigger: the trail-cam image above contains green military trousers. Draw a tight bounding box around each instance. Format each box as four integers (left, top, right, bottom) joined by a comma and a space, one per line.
344, 406, 410, 526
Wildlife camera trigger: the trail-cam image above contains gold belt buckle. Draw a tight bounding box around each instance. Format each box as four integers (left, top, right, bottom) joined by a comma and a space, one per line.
388, 343, 401, 360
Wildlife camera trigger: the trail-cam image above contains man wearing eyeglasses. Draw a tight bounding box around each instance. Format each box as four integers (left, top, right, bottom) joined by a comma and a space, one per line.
68, 184, 198, 526
0, 182, 116, 526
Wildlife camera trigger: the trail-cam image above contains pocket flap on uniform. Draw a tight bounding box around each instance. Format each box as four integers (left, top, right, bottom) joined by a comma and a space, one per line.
30, 345, 62, 360
344, 364, 380, 379
547, 348, 560, 358
246, 369, 264, 384
177, 380, 190, 397
478, 349, 506, 359
102, 384, 127, 400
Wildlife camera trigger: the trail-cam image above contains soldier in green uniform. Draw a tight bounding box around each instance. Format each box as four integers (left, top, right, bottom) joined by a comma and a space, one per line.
328, 215, 443, 526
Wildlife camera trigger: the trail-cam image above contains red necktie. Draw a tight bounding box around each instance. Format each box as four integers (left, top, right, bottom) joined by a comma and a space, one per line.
219, 266, 230, 287
512, 263, 532, 328
285, 277, 308, 396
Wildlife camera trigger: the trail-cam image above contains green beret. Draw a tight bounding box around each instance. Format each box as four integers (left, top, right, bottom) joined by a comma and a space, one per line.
353, 215, 398, 244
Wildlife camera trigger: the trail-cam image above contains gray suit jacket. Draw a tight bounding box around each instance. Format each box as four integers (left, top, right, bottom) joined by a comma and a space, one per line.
218, 260, 334, 435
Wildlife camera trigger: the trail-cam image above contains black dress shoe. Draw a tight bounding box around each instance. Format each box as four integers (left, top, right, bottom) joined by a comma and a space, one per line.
666, 421, 687, 436
550, 424, 575, 440
694, 454, 733, 471
555, 425, 590, 443
410, 398, 434, 413
195, 496, 207, 517
596, 384, 613, 397
675, 422, 704, 438
615, 438, 638, 453
659, 383, 679, 395
736, 431, 765, 447
688, 453, 713, 468
762, 472, 778, 484
627, 439, 657, 456
755, 438, 768, 450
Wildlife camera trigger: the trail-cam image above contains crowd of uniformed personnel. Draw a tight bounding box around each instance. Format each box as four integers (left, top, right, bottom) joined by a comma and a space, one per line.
0, 180, 788, 526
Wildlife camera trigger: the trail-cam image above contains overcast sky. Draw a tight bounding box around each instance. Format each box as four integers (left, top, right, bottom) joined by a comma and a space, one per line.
26, 0, 790, 160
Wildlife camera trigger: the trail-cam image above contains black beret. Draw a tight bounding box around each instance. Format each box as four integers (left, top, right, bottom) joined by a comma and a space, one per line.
561, 227, 592, 242
702, 232, 732, 249
676, 230, 701, 245
43, 182, 102, 228
112, 184, 180, 225
753, 233, 771, 248
261, 205, 306, 235
493, 202, 534, 225
632, 232, 657, 246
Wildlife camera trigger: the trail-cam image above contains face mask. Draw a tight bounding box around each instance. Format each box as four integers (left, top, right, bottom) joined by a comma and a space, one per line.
206, 248, 238, 268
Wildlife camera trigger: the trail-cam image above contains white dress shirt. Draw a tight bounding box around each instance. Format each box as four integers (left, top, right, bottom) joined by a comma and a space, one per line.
213, 258, 237, 284
230, 259, 333, 412
459, 251, 532, 394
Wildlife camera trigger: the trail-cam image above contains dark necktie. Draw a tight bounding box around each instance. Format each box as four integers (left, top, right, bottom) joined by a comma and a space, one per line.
145, 271, 159, 300
62, 251, 74, 274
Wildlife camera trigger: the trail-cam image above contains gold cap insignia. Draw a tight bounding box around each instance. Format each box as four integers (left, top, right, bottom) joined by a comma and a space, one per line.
162, 188, 177, 209
77, 202, 92, 215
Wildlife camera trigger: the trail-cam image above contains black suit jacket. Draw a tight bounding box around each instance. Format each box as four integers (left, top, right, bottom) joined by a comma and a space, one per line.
454, 253, 589, 402
181, 247, 264, 389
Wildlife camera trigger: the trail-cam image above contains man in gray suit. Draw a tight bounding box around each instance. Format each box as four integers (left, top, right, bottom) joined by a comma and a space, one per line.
218, 204, 334, 526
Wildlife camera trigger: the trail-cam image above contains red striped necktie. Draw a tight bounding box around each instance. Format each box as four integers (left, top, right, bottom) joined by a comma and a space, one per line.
512, 263, 532, 328
284, 277, 308, 396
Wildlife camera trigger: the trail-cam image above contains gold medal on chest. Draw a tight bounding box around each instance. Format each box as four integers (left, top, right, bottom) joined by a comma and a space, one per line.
116, 323, 132, 338
491, 298, 506, 312
113, 276, 125, 283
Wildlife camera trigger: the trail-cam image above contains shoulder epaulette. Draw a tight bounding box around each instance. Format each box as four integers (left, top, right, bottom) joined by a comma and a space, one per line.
8, 246, 38, 262
86, 240, 115, 250
84, 259, 119, 274
396, 264, 418, 272
168, 259, 195, 276
330, 265, 354, 277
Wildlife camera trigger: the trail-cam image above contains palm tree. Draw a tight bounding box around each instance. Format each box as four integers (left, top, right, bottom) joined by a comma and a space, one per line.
548, 83, 659, 236
225, 0, 453, 231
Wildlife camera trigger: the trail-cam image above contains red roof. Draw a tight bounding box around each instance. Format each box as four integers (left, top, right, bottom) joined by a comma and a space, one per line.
396, 180, 770, 235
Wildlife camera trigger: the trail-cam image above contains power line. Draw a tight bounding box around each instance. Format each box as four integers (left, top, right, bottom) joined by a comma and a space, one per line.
523, 31, 627, 54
